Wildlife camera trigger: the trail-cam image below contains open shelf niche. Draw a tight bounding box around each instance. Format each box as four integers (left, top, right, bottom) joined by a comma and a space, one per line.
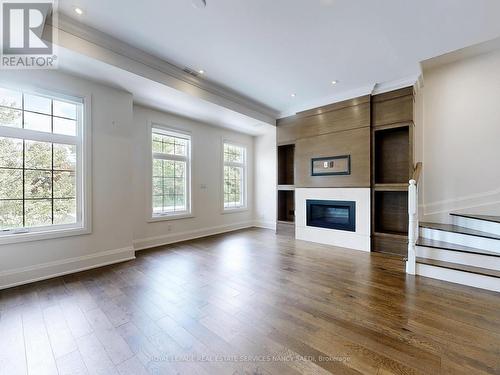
374, 191, 409, 235
278, 190, 295, 223
278, 144, 295, 186
371, 87, 414, 256
277, 144, 295, 234
374, 125, 410, 185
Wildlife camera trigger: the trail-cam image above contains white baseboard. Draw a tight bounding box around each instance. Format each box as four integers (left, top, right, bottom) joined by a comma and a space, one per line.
133, 221, 255, 251
253, 220, 276, 230
0, 247, 135, 290
0, 222, 263, 290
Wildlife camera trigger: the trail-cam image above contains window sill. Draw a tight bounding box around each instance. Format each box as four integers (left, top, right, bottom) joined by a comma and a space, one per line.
148, 213, 194, 223
0, 226, 91, 245
222, 207, 248, 214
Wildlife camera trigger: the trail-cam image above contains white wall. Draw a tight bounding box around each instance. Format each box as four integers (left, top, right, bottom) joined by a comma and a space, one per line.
421, 49, 500, 222
0, 70, 136, 288
0, 71, 269, 289
132, 105, 255, 250
253, 128, 277, 229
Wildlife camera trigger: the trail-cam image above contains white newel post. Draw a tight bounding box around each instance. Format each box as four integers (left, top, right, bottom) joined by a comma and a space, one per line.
406, 179, 417, 275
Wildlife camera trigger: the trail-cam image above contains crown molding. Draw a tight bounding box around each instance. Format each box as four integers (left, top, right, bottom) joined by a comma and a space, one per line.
371, 74, 420, 96
421, 36, 500, 71
51, 13, 279, 124
278, 85, 375, 119
278, 73, 420, 119
414, 74, 424, 94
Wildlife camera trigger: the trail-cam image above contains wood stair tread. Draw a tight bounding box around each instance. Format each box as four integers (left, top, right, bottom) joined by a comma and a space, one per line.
450, 213, 500, 224
416, 238, 500, 257
416, 257, 500, 278
420, 221, 500, 240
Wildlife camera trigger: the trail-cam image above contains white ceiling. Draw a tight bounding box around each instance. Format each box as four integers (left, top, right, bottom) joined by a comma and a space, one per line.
59, 0, 500, 117
57, 47, 275, 135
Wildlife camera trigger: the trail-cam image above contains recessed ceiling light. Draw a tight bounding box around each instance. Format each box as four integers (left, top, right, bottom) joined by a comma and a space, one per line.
74, 7, 84, 15
192, 0, 207, 9
290, 93, 296, 98
198, 69, 205, 75
331, 80, 338, 85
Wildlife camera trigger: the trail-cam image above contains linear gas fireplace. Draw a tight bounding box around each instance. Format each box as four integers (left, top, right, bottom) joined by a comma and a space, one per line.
306, 200, 356, 232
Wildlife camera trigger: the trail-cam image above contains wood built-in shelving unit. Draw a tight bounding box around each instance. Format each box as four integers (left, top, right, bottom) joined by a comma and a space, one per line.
371, 87, 414, 256
275, 89, 413, 250
277, 144, 295, 235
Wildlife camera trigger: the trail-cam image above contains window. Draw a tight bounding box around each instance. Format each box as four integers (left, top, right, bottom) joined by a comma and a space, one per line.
223, 141, 246, 210
0, 86, 88, 241
151, 126, 191, 218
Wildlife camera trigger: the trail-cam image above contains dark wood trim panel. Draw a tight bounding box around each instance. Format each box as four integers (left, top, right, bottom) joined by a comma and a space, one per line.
295, 127, 371, 188
371, 87, 413, 103
372, 233, 408, 257
372, 88, 413, 128
276, 94, 371, 191
276, 99, 370, 144
277, 95, 370, 126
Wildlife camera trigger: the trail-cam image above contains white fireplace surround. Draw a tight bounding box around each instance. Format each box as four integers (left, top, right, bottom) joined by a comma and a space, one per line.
295, 188, 371, 252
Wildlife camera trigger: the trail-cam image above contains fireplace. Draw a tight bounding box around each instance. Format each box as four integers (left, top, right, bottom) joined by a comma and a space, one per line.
306, 200, 356, 232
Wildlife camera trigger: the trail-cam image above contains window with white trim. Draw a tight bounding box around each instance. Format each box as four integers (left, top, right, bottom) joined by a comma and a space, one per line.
152, 127, 191, 217
0, 86, 86, 237
223, 142, 246, 210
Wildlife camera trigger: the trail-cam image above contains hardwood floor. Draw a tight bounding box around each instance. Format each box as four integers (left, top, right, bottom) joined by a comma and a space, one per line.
1, 228, 500, 375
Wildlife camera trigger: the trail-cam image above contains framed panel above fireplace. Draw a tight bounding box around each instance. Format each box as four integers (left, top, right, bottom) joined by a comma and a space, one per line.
311, 155, 351, 176
306, 200, 356, 232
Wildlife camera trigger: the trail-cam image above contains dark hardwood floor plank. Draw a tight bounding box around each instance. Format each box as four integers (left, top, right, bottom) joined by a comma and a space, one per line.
82, 307, 134, 366
43, 304, 78, 359
1, 228, 500, 374
116, 355, 150, 375
0, 310, 28, 375
76, 332, 119, 375
58, 297, 93, 339
21, 304, 59, 375
55, 350, 89, 375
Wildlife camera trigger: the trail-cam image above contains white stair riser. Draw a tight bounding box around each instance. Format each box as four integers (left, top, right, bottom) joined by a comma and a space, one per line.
452, 216, 500, 236
416, 246, 500, 271
420, 228, 500, 253
416, 263, 500, 292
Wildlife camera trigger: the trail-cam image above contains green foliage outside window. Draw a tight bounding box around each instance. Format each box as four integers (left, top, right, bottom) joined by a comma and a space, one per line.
0, 137, 77, 230
0, 89, 80, 231
223, 143, 245, 208
152, 131, 189, 214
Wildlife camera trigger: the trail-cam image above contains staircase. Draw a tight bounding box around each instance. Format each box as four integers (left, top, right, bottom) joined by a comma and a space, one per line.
414, 213, 500, 292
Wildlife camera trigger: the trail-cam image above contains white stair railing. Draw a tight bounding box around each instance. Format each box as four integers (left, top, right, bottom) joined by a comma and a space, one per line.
407, 162, 422, 275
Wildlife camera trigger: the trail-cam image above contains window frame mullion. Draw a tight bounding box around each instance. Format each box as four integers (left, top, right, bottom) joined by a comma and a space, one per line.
222, 141, 247, 211
152, 152, 187, 162
0, 126, 79, 146
151, 125, 192, 219
0, 88, 86, 238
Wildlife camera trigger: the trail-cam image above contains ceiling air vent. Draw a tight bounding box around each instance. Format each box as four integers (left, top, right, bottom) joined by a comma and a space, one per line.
182, 68, 200, 77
